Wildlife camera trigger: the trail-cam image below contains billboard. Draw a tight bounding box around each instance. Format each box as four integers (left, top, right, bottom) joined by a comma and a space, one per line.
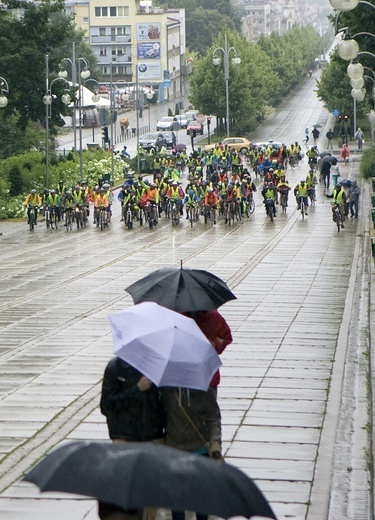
138, 62, 161, 81
137, 23, 161, 41
137, 42, 160, 60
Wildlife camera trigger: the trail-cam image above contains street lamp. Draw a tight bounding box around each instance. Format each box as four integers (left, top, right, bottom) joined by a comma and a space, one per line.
329, 0, 375, 11
43, 55, 70, 189
59, 43, 91, 180
213, 33, 241, 137
0, 76, 9, 108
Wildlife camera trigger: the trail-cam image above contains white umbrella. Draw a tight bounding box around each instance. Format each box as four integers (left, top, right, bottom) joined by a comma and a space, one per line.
68, 82, 110, 107
109, 302, 221, 391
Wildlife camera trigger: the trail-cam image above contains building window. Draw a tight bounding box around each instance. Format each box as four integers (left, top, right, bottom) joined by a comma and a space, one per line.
117, 6, 129, 16
83, 17, 88, 23
99, 47, 107, 56
95, 7, 101, 16
110, 6, 116, 16
102, 7, 108, 16
99, 28, 106, 36
117, 66, 124, 75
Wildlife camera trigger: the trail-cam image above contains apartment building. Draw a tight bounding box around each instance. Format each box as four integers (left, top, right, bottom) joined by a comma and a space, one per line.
64, 0, 186, 101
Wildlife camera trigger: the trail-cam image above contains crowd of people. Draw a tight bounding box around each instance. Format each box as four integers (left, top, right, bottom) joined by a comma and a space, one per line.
23, 129, 361, 231
100, 308, 232, 520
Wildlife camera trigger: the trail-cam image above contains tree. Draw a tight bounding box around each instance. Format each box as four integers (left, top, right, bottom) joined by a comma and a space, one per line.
186, 8, 236, 55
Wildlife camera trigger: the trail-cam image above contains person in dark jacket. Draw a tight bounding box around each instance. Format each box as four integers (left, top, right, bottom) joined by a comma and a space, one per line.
100, 357, 165, 442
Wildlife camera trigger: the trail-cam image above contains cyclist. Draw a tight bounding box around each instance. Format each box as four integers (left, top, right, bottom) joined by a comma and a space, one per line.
184, 189, 199, 221
326, 183, 347, 228
94, 188, 110, 225
277, 175, 291, 206
166, 180, 184, 216
306, 146, 319, 170
240, 177, 256, 214
294, 179, 309, 214
223, 183, 238, 223
306, 169, 318, 201
45, 189, 62, 222
204, 187, 218, 224
24, 189, 42, 225
102, 183, 114, 222
262, 181, 277, 217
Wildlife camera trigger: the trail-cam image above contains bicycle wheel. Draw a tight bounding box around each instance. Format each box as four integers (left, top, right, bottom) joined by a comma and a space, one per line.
45, 210, 50, 229
29, 211, 35, 232
267, 204, 274, 222
301, 201, 305, 221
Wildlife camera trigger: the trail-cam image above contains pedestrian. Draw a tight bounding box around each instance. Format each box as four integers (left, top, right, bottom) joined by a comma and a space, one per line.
354, 127, 364, 149
304, 127, 309, 145
312, 126, 320, 145
331, 163, 341, 188
184, 310, 233, 396
340, 143, 350, 165
161, 385, 222, 520
100, 357, 165, 442
326, 129, 334, 150
100, 357, 166, 520
349, 180, 360, 218
321, 159, 334, 190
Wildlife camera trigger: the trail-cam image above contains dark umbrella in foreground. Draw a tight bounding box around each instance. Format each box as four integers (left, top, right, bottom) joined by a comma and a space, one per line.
125, 267, 237, 313
319, 151, 332, 158
23, 441, 277, 520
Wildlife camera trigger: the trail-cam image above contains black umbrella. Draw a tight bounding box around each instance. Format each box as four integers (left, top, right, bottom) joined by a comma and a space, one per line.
322, 155, 338, 165
125, 267, 237, 313
23, 441, 277, 520
319, 151, 332, 158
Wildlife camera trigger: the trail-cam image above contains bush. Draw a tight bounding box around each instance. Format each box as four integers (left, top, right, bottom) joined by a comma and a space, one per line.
360, 148, 375, 179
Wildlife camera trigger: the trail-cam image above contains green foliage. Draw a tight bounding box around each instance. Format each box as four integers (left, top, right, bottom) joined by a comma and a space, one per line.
360, 148, 375, 180
189, 27, 319, 134
186, 8, 236, 55
168, 108, 173, 116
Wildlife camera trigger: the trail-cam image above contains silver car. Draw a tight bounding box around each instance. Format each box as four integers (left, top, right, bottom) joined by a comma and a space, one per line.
156, 116, 174, 131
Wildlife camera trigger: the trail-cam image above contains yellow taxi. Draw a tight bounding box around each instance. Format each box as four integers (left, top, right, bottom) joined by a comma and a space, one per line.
204, 137, 251, 154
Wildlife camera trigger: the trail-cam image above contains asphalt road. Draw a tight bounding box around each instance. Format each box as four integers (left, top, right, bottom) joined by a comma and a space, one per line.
0, 70, 373, 520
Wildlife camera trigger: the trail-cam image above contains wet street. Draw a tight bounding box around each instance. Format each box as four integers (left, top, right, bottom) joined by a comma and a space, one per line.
0, 72, 373, 520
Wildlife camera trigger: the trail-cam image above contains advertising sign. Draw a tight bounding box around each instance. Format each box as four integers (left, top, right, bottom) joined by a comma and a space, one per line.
137, 42, 160, 60
137, 23, 161, 41
138, 62, 161, 81
163, 70, 171, 88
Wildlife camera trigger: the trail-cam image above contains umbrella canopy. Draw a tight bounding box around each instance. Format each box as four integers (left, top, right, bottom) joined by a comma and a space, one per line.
109, 302, 221, 391
338, 179, 352, 187
319, 151, 332, 158
322, 155, 338, 165
23, 441, 277, 520
313, 124, 322, 128
125, 267, 236, 313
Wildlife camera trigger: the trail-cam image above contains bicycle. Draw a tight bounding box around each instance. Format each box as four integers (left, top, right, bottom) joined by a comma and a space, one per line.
224, 200, 237, 225
48, 205, 59, 229
264, 198, 275, 222
186, 205, 199, 227
242, 195, 255, 218
298, 197, 306, 221
28, 205, 38, 232
65, 207, 74, 232
145, 202, 158, 229
170, 200, 180, 226
331, 203, 342, 233
75, 206, 84, 230
203, 204, 216, 225
124, 203, 135, 230
279, 190, 289, 213
97, 206, 109, 230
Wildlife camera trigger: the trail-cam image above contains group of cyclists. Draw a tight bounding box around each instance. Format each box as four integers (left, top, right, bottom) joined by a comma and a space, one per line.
23, 134, 351, 231
23, 179, 115, 231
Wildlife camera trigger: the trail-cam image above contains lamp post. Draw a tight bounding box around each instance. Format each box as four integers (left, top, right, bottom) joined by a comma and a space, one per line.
213, 34, 241, 137
59, 43, 91, 180
43, 55, 70, 189
329, 0, 375, 11
0, 76, 9, 108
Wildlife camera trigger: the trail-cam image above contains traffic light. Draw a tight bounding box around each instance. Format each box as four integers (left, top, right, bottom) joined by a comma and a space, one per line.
207, 116, 211, 125
102, 126, 109, 143
192, 130, 197, 138
338, 115, 342, 123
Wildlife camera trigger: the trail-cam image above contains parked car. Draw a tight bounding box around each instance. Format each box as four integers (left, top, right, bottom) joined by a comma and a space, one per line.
173, 114, 189, 129
187, 119, 204, 135
139, 132, 167, 152
159, 131, 177, 149
204, 137, 251, 153
253, 140, 282, 151
156, 116, 174, 131
184, 110, 199, 122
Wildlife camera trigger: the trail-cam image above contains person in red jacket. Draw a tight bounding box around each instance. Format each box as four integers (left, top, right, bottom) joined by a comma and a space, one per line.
185, 310, 233, 395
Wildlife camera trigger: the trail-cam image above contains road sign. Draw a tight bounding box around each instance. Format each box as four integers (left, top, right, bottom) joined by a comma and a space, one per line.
196, 113, 206, 124
333, 109, 340, 117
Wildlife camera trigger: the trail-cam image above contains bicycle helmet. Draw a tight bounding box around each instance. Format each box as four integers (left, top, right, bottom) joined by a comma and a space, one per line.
269, 168, 274, 173
300, 179, 306, 183
228, 184, 233, 189
31, 189, 36, 194
103, 183, 110, 189
172, 181, 178, 186
65, 190, 72, 195
50, 189, 56, 194
268, 182, 274, 188
188, 189, 194, 196
208, 187, 214, 192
